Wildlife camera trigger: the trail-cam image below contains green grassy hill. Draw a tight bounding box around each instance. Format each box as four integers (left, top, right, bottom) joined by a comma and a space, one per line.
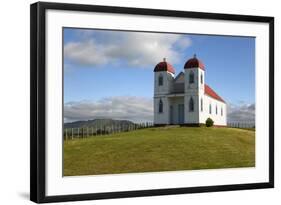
64, 126, 255, 176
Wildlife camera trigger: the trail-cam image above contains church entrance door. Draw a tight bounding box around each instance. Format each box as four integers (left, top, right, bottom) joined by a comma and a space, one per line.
178, 104, 184, 124
169, 105, 173, 124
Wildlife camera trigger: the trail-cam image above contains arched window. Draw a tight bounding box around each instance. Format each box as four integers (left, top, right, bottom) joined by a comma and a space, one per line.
159, 99, 163, 113
189, 71, 194, 84
221, 107, 223, 116
200, 73, 203, 84
209, 103, 212, 114
201, 98, 203, 112
189, 97, 194, 112
158, 75, 163, 86
216, 105, 218, 115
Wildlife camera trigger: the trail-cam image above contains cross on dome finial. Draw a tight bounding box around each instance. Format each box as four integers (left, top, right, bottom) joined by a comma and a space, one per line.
163, 58, 166, 62
193, 54, 197, 58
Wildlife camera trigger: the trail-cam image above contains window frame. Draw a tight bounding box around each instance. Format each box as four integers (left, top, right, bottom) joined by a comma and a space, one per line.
189, 71, 194, 84
189, 97, 194, 112
158, 74, 163, 86
159, 99, 163, 113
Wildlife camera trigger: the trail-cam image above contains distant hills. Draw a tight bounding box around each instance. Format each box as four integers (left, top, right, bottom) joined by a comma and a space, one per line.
64, 119, 136, 129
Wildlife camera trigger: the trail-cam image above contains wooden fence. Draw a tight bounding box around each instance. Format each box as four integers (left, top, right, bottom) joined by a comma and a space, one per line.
64, 122, 154, 140
227, 122, 255, 128
64, 121, 255, 140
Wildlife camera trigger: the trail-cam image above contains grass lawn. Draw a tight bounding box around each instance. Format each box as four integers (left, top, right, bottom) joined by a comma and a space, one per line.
64, 127, 255, 176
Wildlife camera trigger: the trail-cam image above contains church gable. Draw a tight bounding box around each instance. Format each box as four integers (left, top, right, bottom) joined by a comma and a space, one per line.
204, 84, 225, 103
172, 72, 185, 94
174, 72, 185, 83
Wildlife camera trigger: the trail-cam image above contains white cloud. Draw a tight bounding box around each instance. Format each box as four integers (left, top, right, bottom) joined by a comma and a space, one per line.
64, 96, 153, 123
227, 102, 255, 124
174, 37, 192, 51
64, 30, 192, 67
64, 40, 109, 66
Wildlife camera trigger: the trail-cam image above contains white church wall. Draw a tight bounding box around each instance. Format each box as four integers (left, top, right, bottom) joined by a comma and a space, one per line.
154, 70, 175, 125
200, 95, 227, 126
154, 96, 170, 125
198, 70, 205, 91
184, 67, 204, 124
154, 71, 174, 95
185, 68, 198, 90
184, 95, 200, 124
184, 68, 205, 90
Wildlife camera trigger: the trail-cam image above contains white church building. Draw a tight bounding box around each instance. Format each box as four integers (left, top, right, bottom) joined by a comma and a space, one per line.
153, 55, 227, 126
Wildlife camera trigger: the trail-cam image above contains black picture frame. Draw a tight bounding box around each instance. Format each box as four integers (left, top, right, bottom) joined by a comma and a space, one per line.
30, 2, 274, 203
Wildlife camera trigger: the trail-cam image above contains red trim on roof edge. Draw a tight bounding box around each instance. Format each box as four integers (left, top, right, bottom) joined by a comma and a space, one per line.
205, 84, 225, 103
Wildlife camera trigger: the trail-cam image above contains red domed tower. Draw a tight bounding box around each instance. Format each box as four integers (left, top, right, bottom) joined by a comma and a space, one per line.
153, 58, 175, 125
184, 54, 205, 124
153, 58, 175, 95
154, 58, 175, 74
184, 54, 205, 70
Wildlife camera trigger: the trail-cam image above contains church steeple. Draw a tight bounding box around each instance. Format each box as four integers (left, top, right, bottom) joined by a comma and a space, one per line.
154, 58, 175, 74
184, 54, 205, 70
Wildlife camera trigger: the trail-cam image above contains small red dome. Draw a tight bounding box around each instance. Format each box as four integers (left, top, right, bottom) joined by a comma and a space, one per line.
154, 58, 175, 74
184, 55, 205, 70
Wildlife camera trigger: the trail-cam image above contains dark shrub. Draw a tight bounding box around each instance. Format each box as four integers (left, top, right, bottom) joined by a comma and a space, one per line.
206, 118, 214, 127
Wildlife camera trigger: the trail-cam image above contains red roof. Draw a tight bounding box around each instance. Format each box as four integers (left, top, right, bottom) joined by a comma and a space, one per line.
184, 56, 205, 70
154, 61, 175, 74
205, 84, 225, 103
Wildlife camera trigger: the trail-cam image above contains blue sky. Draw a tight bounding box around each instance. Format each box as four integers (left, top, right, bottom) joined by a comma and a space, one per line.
63, 28, 255, 123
